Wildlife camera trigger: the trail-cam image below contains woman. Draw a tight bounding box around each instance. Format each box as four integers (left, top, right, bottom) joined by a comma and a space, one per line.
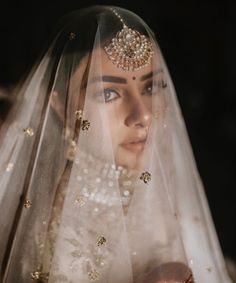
0, 6, 232, 283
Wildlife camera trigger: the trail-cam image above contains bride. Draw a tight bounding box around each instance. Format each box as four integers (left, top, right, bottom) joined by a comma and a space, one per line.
0, 5, 232, 283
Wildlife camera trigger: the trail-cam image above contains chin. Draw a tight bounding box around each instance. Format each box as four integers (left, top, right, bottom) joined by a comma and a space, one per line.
115, 147, 141, 170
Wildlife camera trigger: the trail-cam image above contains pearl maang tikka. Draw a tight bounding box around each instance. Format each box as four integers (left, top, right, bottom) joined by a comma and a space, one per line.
104, 8, 153, 71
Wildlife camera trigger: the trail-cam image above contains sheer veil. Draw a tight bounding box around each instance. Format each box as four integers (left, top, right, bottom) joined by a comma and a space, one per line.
0, 5, 232, 283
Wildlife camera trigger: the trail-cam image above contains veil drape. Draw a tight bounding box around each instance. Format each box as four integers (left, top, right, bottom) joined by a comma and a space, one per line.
0, 5, 232, 283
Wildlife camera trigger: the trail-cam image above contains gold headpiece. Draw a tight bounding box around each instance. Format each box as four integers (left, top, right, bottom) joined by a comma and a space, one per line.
104, 8, 153, 71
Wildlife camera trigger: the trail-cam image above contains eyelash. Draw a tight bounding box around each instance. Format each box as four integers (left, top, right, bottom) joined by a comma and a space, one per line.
95, 89, 120, 103
94, 80, 167, 103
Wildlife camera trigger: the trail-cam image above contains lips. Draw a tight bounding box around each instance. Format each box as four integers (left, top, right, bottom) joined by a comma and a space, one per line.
121, 137, 147, 153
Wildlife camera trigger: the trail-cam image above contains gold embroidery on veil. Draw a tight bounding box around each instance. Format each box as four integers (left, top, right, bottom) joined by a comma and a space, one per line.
41, 151, 138, 279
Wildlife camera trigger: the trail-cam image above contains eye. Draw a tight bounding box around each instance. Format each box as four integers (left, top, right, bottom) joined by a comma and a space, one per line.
143, 81, 159, 95
94, 88, 120, 103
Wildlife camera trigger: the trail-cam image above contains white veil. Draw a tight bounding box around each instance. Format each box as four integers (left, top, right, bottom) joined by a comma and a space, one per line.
0, 5, 232, 283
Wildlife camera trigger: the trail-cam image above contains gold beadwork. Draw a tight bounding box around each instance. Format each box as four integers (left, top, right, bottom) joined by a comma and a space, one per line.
104, 9, 153, 71
75, 195, 87, 207
31, 271, 41, 280
69, 32, 76, 40
140, 171, 151, 184
75, 109, 83, 120
88, 269, 100, 281
97, 235, 107, 246
23, 127, 34, 137
24, 199, 32, 208
31, 271, 49, 281
81, 120, 90, 131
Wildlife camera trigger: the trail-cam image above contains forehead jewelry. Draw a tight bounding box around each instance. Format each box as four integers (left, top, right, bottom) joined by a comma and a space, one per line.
104, 8, 153, 71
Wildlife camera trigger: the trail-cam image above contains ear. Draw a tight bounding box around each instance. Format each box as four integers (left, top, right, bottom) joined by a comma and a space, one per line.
50, 91, 65, 121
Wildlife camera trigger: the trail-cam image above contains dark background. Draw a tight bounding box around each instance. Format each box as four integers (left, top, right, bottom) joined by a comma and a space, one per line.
0, 0, 235, 261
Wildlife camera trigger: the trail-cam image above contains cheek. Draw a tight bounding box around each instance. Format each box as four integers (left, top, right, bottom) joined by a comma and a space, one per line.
142, 95, 153, 111
106, 105, 123, 149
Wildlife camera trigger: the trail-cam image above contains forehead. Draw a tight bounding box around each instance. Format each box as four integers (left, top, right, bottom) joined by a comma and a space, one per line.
91, 48, 161, 80
70, 47, 162, 89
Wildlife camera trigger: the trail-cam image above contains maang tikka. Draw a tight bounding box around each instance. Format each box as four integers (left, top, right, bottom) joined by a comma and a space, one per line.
104, 8, 153, 71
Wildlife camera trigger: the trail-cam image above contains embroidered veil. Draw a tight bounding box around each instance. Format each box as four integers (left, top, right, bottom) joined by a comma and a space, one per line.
0, 6, 232, 283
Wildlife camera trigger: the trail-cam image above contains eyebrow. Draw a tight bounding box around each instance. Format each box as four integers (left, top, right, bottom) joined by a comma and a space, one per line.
89, 68, 163, 85
140, 68, 163, 81
98, 76, 127, 84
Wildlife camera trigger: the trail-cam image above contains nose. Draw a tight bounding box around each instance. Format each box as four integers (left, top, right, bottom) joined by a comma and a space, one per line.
124, 95, 152, 129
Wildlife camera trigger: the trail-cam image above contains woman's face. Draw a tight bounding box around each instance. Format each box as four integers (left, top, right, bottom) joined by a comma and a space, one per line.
71, 48, 165, 169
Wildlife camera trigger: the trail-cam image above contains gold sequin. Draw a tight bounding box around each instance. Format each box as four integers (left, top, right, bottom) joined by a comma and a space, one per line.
6, 162, 14, 172
140, 171, 151, 184
31, 271, 49, 281
88, 269, 100, 281
75, 195, 87, 207
81, 120, 90, 131
75, 109, 83, 120
69, 32, 76, 40
23, 127, 34, 137
97, 235, 107, 246
31, 271, 41, 280
24, 199, 32, 208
